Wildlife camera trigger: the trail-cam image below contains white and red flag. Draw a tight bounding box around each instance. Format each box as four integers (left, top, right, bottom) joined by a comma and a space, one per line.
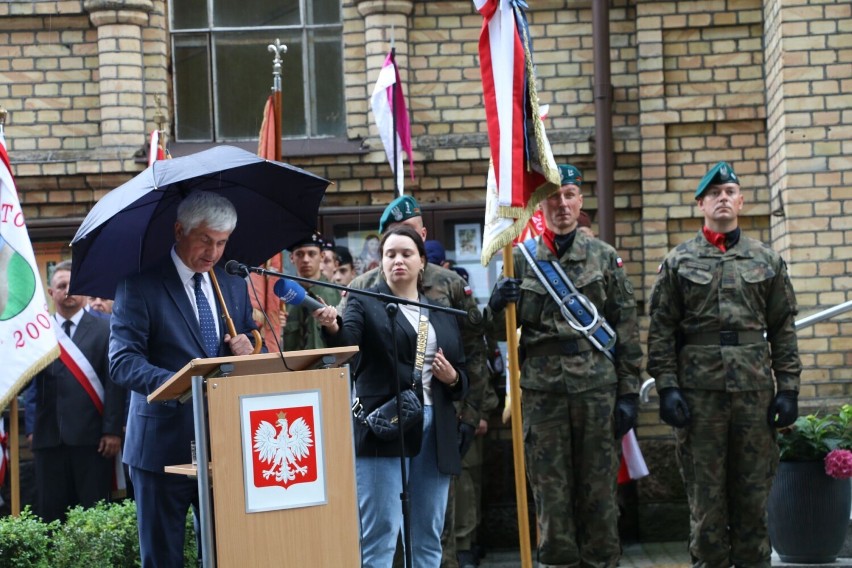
475, 0, 560, 265
147, 129, 167, 167
370, 50, 414, 195
618, 429, 650, 484
0, 131, 60, 412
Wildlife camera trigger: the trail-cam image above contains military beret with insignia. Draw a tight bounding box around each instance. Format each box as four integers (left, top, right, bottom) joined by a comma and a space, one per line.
558, 164, 583, 187
321, 236, 335, 250
288, 231, 323, 251
378, 195, 422, 234
695, 161, 739, 199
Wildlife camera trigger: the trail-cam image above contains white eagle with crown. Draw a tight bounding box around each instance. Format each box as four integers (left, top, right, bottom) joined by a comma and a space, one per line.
253, 411, 313, 483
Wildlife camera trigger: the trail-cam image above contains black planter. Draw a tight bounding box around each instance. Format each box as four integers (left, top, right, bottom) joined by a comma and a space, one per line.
768, 460, 852, 563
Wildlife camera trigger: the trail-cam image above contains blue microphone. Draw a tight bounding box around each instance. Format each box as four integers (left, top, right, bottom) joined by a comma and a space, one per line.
273, 279, 325, 312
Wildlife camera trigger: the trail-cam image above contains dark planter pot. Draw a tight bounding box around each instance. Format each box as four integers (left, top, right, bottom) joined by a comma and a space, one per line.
768, 460, 852, 563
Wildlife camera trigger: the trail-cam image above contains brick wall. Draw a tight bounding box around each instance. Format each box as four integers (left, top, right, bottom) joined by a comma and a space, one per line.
1, 0, 849, 424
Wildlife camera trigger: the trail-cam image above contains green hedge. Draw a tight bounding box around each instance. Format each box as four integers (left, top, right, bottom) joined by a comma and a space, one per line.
0, 501, 198, 567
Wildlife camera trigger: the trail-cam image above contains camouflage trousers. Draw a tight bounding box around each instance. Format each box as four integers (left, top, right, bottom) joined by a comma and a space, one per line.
523, 387, 620, 568
675, 389, 778, 568
455, 434, 485, 551
440, 434, 487, 568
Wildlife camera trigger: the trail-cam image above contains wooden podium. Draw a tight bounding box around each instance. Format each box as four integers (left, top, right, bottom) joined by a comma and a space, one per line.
149, 347, 360, 567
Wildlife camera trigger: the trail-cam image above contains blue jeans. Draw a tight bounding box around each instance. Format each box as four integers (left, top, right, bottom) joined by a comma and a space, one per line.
356, 405, 451, 567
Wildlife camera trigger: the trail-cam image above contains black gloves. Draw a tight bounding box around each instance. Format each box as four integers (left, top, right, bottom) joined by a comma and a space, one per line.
614, 394, 639, 439
768, 390, 798, 428
488, 277, 521, 313
659, 387, 691, 428
458, 422, 476, 458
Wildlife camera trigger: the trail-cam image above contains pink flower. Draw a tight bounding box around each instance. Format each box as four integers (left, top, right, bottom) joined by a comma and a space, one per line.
824, 449, 852, 479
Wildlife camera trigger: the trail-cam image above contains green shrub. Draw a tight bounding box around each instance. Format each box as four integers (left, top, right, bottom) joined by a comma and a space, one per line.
0, 500, 199, 567
0, 507, 58, 568
778, 404, 852, 461
52, 500, 140, 568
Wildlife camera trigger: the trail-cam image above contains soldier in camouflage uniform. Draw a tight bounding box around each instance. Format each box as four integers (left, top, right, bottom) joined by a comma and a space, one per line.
451, 336, 501, 568
282, 233, 341, 351
340, 195, 488, 567
647, 161, 801, 568
486, 165, 643, 568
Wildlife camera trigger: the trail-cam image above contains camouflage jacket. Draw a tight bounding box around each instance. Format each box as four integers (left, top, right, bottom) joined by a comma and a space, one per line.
344, 263, 488, 425
647, 230, 801, 392
282, 277, 342, 352
487, 232, 642, 396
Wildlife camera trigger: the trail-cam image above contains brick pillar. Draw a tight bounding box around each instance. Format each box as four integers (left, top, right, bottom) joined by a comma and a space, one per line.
355, 0, 413, 187
763, 0, 852, 393
84, 0, 153, 150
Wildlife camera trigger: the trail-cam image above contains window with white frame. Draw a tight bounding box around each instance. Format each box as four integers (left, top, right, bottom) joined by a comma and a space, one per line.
170, 0, 344, 142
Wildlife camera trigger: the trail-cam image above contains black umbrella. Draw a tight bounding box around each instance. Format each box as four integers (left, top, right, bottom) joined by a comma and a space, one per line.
70, 145, 329, 299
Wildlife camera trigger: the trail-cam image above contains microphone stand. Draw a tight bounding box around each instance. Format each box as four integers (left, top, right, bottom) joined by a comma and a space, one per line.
243, 265, 468, 318
243, 262, 453, 567
387, 303, 413, 568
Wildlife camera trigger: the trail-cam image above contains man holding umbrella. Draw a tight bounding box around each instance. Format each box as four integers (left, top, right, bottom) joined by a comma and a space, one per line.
110, 191, 259, 567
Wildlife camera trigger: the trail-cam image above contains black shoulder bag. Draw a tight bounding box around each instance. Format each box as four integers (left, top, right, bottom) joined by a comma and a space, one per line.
354, 304, 429, 441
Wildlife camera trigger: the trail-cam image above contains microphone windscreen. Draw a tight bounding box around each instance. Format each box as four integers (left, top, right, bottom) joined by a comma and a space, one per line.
273, 278, 307, 305
224, 260, 245, 276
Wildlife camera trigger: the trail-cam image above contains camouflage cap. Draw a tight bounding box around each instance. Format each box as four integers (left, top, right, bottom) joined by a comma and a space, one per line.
695, 161, 739, 199
558, 164, 583, 186
378, 195, 422, 234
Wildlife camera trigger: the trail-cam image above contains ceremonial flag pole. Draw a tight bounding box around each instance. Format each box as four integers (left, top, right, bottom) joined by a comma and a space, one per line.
474, 1, 561, 564
0, 108, 61, 515
249, 40, 288, 351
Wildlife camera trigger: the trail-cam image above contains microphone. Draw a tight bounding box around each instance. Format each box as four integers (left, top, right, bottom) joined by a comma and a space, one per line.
273, 278, 326, 313
225, 260, 249, 277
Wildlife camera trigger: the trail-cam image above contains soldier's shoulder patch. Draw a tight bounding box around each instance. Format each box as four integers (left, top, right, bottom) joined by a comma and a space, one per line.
616, 257, 624, 268
463, 285, 473, 296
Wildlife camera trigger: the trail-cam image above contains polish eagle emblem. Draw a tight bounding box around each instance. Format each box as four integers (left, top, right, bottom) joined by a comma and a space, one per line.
253, 411, 314, 485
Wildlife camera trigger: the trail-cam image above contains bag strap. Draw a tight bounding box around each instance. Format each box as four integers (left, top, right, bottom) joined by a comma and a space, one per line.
519, 238, 617, 362
411, 301, 430, 388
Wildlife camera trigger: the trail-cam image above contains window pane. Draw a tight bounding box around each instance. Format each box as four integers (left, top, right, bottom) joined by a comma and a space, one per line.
214, 33, 287, 139
311, 29, 344, 137
174, 36, 213, 141
214, 0, 300, 28
310, 0, 340, 24
281, 40, 306, 137
172, 0, 207, 30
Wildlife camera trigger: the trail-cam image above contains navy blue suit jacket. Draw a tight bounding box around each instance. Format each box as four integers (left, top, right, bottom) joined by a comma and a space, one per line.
109, 257, 258, 473
26, 310, 125, 447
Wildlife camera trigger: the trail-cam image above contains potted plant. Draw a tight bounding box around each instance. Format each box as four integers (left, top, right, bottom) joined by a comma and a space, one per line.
768, 404, 852, 563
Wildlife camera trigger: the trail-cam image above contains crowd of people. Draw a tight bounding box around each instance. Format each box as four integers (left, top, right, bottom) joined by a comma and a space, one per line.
16, 159, 802, 568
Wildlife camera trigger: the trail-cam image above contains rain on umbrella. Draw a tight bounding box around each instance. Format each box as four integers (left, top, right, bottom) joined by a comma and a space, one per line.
69, 145, 330, 300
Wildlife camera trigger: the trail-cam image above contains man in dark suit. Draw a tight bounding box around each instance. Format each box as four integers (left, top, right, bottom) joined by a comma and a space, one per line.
109, 191, 259, 567
25, 260, 124, 522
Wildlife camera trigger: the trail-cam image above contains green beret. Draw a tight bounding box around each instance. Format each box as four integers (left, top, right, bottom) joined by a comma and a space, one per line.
378, 195, 422, 234
288, 231, 323, 251
558, 164, 583, 186
695, 161, 739, 199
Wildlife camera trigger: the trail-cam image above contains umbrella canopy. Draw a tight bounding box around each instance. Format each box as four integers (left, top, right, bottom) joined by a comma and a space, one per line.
70, 145, 329, 299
